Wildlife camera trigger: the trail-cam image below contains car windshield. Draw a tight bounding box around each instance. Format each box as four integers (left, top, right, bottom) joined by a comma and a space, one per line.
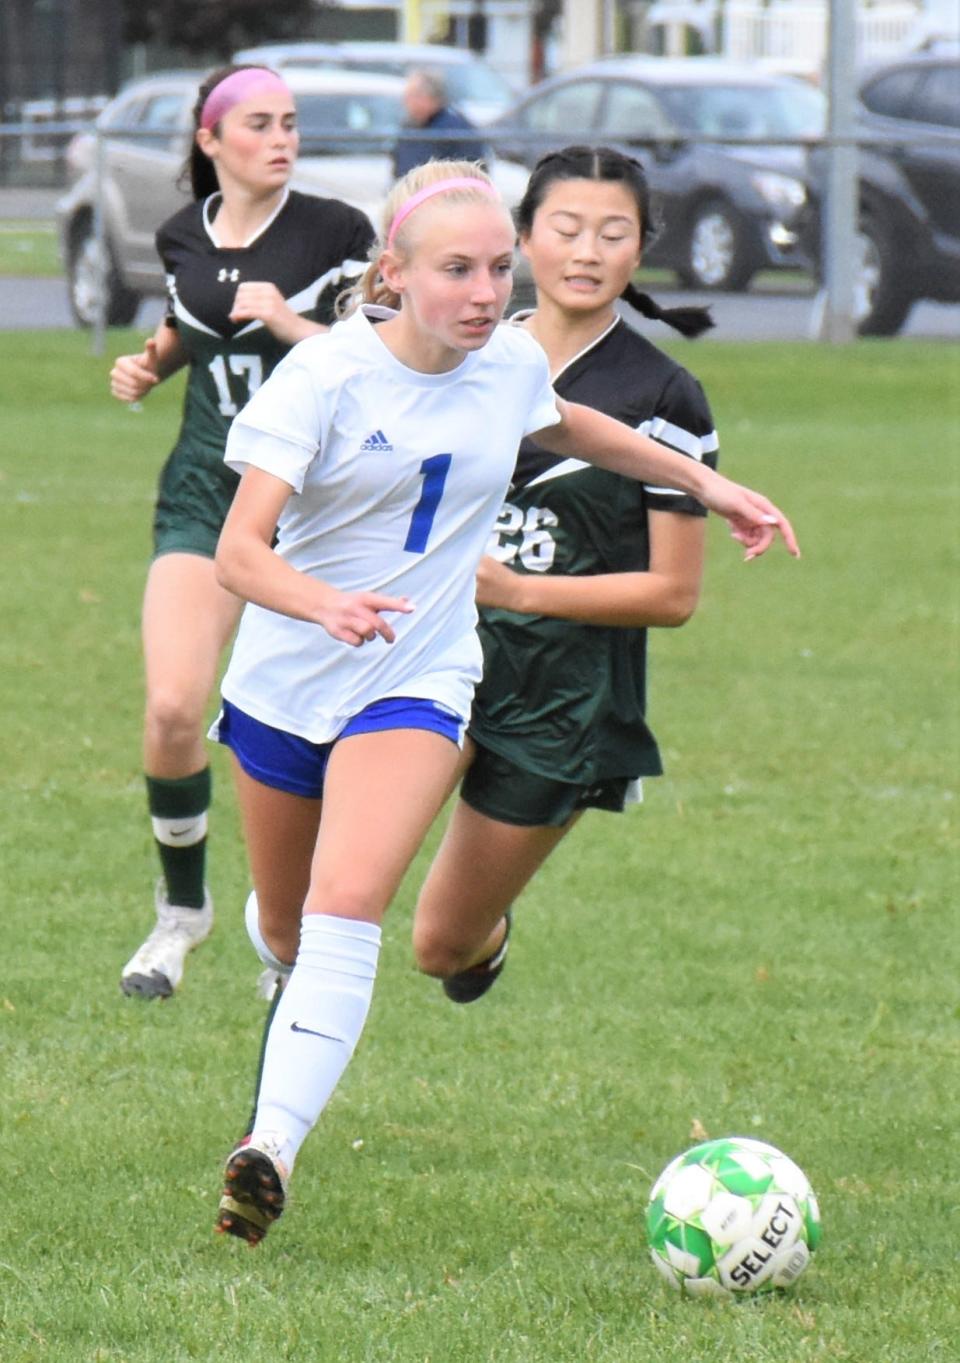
659, 82, 826, 138
339, 57, 512, 105
296, 93, 403, 148
271, 53, 513, 107
440, 64, 514, 104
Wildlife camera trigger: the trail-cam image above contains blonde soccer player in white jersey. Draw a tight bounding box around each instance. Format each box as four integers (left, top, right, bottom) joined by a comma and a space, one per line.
209, 159, 799, 1245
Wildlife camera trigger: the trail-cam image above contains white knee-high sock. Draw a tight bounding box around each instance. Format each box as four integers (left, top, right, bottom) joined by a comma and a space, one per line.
251, 914, 381, 1170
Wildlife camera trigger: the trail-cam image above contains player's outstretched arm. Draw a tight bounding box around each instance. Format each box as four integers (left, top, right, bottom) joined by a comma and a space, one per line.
534, 399, 799, 561
215, 466, 413, 647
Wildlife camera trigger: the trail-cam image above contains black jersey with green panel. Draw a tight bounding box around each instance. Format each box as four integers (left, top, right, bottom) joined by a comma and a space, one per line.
470, 315, 719, 787
152, 189, 373, 554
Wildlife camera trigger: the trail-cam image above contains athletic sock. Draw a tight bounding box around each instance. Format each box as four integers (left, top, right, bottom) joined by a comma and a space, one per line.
243, 977, 285, 1141
146, 768, 211, 909
251, 914, 382, 1169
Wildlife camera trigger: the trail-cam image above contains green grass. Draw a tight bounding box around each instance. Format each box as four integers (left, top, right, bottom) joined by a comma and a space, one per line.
1, 331, 957, 1362
0, 220, 61, 277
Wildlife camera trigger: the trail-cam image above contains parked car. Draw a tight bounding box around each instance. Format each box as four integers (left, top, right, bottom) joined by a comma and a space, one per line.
233, 41, 517, 126
802, 51, 960, 335
56, 67, 527, 328
488, 56, 825, 291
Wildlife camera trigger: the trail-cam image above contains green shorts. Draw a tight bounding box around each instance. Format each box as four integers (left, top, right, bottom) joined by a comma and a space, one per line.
152, 446, 239, 560
460, 741, 638, 828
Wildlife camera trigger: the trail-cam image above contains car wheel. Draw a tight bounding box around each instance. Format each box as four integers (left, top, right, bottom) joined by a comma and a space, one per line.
677, 200, 756, 292
854, 215, 913, 337
67, 221, 140, 328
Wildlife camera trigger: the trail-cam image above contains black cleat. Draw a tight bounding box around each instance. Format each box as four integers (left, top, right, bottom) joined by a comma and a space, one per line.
442, 911, 512, 1004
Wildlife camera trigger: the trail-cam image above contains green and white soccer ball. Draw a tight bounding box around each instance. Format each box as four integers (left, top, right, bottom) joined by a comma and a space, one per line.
646, 1136, 821, 1298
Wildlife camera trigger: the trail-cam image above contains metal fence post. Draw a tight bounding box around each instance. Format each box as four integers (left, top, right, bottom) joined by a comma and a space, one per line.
91, 124, 106, 357
819, 0, 859, 343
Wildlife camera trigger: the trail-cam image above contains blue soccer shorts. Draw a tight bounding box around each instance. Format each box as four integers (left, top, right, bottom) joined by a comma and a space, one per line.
213, 696, 465, 799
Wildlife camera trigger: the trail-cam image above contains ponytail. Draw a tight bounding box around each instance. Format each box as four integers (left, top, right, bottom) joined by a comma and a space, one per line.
621, 283, 714, 339
336, 258, 400, 317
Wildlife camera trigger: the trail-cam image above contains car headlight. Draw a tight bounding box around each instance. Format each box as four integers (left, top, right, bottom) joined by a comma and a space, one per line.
751, 171, 807, 213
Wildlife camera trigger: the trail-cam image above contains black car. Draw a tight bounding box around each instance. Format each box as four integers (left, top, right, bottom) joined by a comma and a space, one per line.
805, 51, 960, 335
489, 57, 825, 291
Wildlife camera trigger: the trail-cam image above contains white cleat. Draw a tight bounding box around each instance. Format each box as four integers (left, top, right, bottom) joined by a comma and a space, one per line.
120, 881, 213, 999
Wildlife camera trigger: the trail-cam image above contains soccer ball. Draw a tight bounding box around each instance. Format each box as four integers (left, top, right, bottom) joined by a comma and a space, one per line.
645, 1136, 821, 1298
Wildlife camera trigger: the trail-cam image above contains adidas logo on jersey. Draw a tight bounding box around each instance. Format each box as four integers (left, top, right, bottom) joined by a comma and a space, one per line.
360, 430, 394, 452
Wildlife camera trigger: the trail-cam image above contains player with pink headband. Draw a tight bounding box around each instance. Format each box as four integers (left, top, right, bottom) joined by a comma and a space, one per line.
385, 174, 499, 247
208, 158, 798, 1245
108, 66, 374, 1003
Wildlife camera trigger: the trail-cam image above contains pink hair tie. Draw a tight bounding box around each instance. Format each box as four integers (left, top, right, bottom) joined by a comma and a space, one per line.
200, 68, 292, 131
387, 176, 500, 249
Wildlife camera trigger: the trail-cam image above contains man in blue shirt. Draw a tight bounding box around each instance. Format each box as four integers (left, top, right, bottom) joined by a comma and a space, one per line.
392, 67, 488, 178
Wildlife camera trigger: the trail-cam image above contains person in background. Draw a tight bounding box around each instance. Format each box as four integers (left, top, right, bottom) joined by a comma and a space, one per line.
392, 67, 488, 178
108, 64, 374, 1000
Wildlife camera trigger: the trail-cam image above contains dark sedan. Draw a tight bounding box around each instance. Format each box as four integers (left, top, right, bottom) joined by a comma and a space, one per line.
489, 57, 825, 291
804, 51, 960, 335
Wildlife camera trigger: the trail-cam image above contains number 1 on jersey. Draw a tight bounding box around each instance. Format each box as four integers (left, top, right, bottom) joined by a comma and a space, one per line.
404, 453, 451, 553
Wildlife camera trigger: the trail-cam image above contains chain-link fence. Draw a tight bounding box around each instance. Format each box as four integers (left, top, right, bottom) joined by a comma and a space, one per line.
1, 112, 957, 349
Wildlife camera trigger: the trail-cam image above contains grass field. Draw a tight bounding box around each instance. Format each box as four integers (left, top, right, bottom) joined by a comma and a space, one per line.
1, 331, 957, 1363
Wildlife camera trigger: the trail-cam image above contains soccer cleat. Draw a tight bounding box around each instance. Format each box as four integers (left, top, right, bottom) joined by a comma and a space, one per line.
442, 911, 512, 1004
215, 1133, 290, 1247
120, 881, 213, 999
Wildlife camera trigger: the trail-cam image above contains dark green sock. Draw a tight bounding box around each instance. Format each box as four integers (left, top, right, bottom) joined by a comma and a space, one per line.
146, 768, 212, 909
243, 979, 286, 1140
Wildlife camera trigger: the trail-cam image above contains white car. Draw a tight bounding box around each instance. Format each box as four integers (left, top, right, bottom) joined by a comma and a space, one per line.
57, 66, 528, 327
232, 40, 518, 127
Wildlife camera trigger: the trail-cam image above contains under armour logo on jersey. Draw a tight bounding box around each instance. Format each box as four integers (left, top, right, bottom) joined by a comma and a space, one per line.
359, 430, 394, 452
217, 268, 240, 283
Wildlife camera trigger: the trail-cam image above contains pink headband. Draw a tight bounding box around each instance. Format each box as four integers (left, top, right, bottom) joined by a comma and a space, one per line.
386, 176, 501, 248
200, 69, 292, 131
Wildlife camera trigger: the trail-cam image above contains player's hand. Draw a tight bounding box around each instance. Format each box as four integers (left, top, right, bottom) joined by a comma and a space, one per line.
701, 472, 800, 561
316, 590, 415, 647
109, 337, 160, 403
229, 282, 305, 343
475, 555, 525, 610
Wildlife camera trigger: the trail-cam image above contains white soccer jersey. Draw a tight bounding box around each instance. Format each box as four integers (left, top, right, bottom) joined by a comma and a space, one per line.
219, 305, 561, 742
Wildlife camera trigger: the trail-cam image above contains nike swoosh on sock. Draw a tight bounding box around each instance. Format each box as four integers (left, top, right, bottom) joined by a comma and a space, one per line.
290, 1021, 343, 1042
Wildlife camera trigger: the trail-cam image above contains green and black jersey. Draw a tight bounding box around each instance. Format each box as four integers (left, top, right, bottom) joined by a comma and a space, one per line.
469, 314, 719, 787
152, 188, 374, 557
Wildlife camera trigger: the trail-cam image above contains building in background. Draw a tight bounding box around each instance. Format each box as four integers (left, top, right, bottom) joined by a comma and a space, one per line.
635, 0, 958, 76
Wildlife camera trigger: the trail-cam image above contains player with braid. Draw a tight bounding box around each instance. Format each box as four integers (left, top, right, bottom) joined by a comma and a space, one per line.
207, 157, 798, 1245
109, 65, 374, 998
414, 145, 729, 1002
